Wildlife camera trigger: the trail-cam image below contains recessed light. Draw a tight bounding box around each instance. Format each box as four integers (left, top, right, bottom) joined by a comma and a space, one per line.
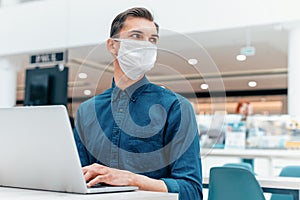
248, 81, 257, 87
200, 83, 209, 90
78, 73, 88, 79
236, 54, 246, 61
188, 58, 198, 65
83, 89, 92, 96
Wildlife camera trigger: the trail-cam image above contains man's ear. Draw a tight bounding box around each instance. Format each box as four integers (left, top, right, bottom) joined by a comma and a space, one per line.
107, 38, 118, 56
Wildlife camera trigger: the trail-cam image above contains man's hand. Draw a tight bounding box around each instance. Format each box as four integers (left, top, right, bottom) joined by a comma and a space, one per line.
82, 163, 168, 192
83, 163, 135, 187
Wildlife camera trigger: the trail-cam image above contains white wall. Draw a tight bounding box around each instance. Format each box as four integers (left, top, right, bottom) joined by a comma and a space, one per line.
1, 0, 300, 57
0, 0, 69, 56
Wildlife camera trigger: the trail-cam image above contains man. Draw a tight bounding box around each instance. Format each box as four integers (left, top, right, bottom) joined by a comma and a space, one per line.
74, 7, 203, 200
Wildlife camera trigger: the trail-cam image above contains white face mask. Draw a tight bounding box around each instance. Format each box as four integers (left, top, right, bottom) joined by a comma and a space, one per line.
115, 39, 157, 80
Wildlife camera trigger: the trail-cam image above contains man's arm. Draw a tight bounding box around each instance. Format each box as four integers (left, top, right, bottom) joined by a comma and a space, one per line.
159, 97, 203, 200
73, 105, 95, 167
74, 127, 90, 167
161, 135, 203, 200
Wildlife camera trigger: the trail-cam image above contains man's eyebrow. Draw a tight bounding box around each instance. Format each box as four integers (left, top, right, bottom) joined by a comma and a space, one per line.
151, 34, 159, 38
128, 30, 144, 34
128, 30, 159, 38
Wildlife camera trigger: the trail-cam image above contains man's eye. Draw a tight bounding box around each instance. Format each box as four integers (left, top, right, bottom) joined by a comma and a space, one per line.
130, 34, 142, 39
149, 38, 158, 44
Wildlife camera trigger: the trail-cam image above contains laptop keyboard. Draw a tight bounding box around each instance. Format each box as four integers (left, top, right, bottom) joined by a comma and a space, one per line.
90, 183, 110, 188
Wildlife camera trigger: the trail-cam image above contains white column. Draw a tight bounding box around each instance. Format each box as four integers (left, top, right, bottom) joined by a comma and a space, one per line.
288, 27, 300, 116
0, 57, 21, 108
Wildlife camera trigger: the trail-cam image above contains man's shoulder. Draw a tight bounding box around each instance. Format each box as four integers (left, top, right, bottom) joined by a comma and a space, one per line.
147, 82, 176, 97
147, 83, 191, 105
78, 88, 112, 112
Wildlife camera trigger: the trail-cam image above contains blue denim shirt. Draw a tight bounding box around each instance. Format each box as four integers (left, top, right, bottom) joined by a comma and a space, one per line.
74, 76, 203, 200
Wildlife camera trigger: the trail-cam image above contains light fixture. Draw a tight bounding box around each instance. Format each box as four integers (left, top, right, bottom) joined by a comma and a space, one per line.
78, 73, 88, 79
188, 58, 198, 65
200, 83, 209, 90
240, 46, 256, 56
236, 28, 256, 61
236, 54, 247, 61
83, 89, 92, 96
248, 81, 257, 88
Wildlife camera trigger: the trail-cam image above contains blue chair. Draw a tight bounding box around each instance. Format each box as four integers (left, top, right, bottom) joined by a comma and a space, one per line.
270, 166, 300, 200
208, 167, 265, 200
223, 162, 253, 172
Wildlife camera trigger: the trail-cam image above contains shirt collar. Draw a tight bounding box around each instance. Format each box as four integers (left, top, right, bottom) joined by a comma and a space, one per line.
112, 76, 149, 101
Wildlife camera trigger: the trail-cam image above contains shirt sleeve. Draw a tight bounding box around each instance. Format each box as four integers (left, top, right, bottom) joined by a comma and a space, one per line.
161, 97, 203, 200
73, 106, 91, 167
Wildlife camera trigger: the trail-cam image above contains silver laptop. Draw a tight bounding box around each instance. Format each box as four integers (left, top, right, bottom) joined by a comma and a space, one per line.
0, 105, 138, 194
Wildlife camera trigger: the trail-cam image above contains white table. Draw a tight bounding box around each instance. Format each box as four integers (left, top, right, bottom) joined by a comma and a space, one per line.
201, 148, 300, 159
201, 148, 300, 176
0, 187, 178, 200
203, 176, 300, 200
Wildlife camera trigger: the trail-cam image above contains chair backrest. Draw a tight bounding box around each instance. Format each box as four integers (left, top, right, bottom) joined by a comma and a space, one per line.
223, 162, 253, 172
208, 167, 265, 200
270, 166, 300, 200
279, 166, 300, 177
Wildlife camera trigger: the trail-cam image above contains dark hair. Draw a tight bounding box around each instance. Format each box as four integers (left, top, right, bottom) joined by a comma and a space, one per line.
110, 7, 159, 38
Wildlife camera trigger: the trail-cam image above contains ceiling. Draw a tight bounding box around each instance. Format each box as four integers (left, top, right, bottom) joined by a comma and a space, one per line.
16, 23, 289, 102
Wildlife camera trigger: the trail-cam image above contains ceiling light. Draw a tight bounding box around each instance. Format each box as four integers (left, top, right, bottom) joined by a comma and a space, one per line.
78, 73, 88, 79
200, 83, 209, 90
83, 89, 92, 96
236, 54, 246, 61
241, 29, 255, 56
240, 46, 256, 56
188, 58, 198, 65
248, 81, 257, 88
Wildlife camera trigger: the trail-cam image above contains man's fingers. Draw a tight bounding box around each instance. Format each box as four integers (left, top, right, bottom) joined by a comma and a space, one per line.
84, 171, 96, 183
87, 175, 107, 187
82, 164, 110, 183
82, 166, 89, 174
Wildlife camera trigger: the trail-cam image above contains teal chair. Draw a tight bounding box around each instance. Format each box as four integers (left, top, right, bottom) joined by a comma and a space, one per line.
223, 162, 253, 172
270, 166, 300, 200
208, 167, 265, 200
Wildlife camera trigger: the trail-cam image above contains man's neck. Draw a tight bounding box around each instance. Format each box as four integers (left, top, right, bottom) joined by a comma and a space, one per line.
113, 61, 143, 90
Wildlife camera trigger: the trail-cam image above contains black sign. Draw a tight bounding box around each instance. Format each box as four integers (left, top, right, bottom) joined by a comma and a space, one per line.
30, 51, 66, 65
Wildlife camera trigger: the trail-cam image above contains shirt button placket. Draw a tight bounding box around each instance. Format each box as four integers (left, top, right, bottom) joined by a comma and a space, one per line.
110, 91, 128, 168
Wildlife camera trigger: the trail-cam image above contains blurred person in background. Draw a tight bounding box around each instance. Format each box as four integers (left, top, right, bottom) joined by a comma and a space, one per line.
235, 99, 253, 121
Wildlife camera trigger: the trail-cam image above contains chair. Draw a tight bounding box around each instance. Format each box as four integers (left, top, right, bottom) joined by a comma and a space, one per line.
270, 166, 300, 200
208, 167, 265, 200
223, 162, 253, 172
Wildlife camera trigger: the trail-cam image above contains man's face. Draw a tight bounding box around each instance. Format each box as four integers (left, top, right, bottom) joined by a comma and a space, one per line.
118, 16, 159, 44
108, 17, 159, 55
